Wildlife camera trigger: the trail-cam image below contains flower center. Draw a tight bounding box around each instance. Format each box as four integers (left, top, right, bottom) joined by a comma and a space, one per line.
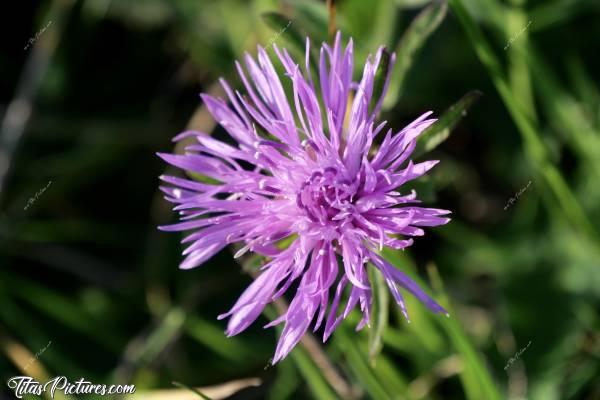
296, 167, 356, 224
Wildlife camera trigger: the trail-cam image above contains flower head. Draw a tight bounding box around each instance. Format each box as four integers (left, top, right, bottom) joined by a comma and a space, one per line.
158, 32, 450, 363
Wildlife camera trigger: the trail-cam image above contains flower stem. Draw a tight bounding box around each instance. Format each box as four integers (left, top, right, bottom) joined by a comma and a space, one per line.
327, 0, 337, 42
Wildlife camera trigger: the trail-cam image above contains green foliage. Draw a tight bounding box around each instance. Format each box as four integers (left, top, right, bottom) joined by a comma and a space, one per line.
172, 381, 214, 400
367, 267, 389, 364
413, 90, 481, 158
384, 0, 448, 109
1, 0, 599, 399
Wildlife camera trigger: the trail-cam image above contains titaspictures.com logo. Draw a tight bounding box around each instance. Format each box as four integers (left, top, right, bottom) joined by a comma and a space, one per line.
7, 376, 136, 398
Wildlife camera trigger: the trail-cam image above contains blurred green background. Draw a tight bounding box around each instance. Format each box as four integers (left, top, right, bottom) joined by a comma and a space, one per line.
1, 0, 599, 399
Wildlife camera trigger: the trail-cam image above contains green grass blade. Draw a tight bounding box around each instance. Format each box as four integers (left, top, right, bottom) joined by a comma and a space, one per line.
567, 56, 600, 128
378, 249, 501, 400
368, 267, 389, 364
529, 0, 594, 32
505, 8, 536, 123
448, 0, 599, 244
288, 0, 329, 45
413, 90, 481, 158
368, 0, 397, 50
4, 274, 122, 352
426, 264, 502, 400
524, 46, 600, 180
335, 325, 392, 399
263, 306, 338, 400
371, 48, 392, 115
172, 381, 213, 400
135, 307, 186, 365
383, 0, 448, 109
261, 11, 321, 81
370, 353, 409, 395
185, 315, 254, 363
261, 12, 305, 54
267, 357, 300, 400
289, 347, 339, 400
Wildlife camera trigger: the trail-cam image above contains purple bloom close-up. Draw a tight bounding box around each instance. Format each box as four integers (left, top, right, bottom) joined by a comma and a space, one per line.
158, 32, 451, 363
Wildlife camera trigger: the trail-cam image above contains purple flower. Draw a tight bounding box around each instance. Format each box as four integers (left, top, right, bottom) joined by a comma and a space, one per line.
158, 33, 451, 363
